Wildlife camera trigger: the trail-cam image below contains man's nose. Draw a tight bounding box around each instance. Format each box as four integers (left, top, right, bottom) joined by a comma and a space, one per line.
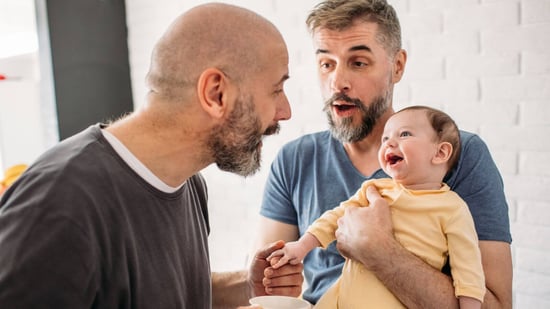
330, 65, 351, 94
275, 93, 291, 121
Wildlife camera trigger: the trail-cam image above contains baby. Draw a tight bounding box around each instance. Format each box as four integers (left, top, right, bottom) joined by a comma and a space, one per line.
268, 106, 485, 309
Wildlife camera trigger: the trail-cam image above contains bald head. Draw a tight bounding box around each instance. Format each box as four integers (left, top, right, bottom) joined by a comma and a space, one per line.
146, 3, 286, 102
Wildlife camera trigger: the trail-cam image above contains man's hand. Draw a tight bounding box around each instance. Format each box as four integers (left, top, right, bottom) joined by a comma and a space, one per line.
335, 185, 395, 269
248, 240, 303, 297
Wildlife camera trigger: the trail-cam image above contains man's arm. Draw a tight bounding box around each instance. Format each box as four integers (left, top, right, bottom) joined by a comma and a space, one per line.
479, 241, 513, 308
251, 217, 301, 250
212, 271, 251, 309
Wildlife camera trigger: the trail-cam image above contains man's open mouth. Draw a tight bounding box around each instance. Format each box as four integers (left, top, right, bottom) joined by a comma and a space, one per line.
333, 103, 357, 112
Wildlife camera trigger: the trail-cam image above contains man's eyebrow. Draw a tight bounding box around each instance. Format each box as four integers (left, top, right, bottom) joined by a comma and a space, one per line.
316, 44, 373, 55
274, 74, 290, 87
349, 44, 372, 53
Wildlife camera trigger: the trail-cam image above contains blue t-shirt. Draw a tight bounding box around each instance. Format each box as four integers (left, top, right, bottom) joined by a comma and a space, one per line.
260, 130, 512, 304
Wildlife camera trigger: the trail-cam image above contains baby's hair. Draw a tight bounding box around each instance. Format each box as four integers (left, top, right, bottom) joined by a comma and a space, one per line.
396, 106, 461, 170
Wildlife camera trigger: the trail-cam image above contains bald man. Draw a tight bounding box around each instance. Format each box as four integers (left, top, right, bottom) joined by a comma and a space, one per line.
0, 3, 302, 308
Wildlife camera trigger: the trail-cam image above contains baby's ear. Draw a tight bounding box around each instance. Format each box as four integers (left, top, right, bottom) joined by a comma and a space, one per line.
433, 142, 452, 165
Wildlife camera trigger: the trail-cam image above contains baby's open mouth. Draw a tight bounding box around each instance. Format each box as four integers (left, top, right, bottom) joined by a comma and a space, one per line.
386, 154, 403, 165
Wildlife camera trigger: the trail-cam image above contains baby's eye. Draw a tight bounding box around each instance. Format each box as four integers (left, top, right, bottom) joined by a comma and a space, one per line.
400, 131, 412, 137
381, 136, 389, 143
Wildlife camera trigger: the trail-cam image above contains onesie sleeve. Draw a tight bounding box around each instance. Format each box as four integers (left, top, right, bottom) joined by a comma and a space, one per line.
445, 197, 486, 302
306, 180, 372, 248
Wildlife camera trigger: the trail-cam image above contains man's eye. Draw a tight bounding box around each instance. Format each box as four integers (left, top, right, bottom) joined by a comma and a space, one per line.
353, 61, 367, 67
319, 62, 332, 70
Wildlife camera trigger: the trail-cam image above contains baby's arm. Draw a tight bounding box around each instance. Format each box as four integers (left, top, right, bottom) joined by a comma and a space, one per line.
459, 296, 481, 309
267, 233, 320, 269
446, 198, 486, 308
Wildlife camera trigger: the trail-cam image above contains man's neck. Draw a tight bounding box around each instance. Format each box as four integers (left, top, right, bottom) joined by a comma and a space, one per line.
343, 134, 382, 177
342, 110, 393, 177
105, 109, 210, 187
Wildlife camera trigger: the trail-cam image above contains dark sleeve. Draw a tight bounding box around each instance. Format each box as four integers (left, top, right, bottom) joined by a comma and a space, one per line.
0, 182, 97, 308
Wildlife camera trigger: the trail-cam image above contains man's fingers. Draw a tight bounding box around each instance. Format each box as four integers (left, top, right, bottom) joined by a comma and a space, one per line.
366, 185, 387, 208
262, 270, 304, 296
366, 185, 381, 199
263, 284, 303, 297
264, 262, 303, 279
255, 240, 285, 260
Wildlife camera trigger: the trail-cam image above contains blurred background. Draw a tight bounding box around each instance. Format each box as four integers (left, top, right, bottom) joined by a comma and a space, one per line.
1, 0, 549, 307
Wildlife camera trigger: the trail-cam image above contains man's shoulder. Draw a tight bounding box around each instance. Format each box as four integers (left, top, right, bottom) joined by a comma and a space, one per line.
458, 130, 489, 158
446, 129, 496, 186
459, 130, 479, 144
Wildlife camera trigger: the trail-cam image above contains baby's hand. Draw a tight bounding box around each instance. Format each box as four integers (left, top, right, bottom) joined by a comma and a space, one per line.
266, 241, 303, 269
266, 249, 291, 269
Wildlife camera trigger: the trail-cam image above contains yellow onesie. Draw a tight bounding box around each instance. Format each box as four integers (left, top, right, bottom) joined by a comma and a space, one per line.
309, 178, 485, 308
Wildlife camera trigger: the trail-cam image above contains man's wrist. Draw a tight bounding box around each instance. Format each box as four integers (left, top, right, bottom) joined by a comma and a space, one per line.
212, 271, 251, 308
360, 234, 401, 272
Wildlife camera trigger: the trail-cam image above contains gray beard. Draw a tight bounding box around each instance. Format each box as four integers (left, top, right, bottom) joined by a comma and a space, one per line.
207, 95, 279, 177
324, 94, 389, 143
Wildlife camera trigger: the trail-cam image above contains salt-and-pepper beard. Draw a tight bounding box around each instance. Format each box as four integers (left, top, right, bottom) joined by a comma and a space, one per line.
323, 92, 390, 143
208, 94, 280, 177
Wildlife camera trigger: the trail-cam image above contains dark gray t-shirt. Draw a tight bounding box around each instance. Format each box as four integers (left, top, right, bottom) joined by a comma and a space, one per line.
0, 125, 211, 308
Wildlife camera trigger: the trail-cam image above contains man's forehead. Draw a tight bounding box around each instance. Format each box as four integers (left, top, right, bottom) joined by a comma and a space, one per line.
313, 24, 381, 53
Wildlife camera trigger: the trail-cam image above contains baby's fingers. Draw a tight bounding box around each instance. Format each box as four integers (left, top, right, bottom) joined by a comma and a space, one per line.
266, 249, 284, 262
270, 256, 290, 269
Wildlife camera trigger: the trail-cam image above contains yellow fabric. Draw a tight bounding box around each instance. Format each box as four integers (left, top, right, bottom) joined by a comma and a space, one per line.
1, 164, 27, 187
309, 178, 485, 308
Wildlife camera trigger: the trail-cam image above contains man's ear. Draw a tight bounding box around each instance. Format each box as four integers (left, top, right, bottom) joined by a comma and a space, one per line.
196, 68, 228, 119
433, 142, 452, 165
391, 49, 407, 83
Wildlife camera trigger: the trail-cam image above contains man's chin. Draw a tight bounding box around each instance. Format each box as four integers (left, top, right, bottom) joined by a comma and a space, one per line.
217, 155, 261, 177
329, 126, 367, 143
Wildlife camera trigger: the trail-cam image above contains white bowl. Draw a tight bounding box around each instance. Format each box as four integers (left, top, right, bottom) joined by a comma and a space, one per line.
249, 295, 311, 309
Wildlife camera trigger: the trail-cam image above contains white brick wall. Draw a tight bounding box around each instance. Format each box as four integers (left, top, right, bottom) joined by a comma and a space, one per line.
125, 0, 550, 307
0, 53, 47, 170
